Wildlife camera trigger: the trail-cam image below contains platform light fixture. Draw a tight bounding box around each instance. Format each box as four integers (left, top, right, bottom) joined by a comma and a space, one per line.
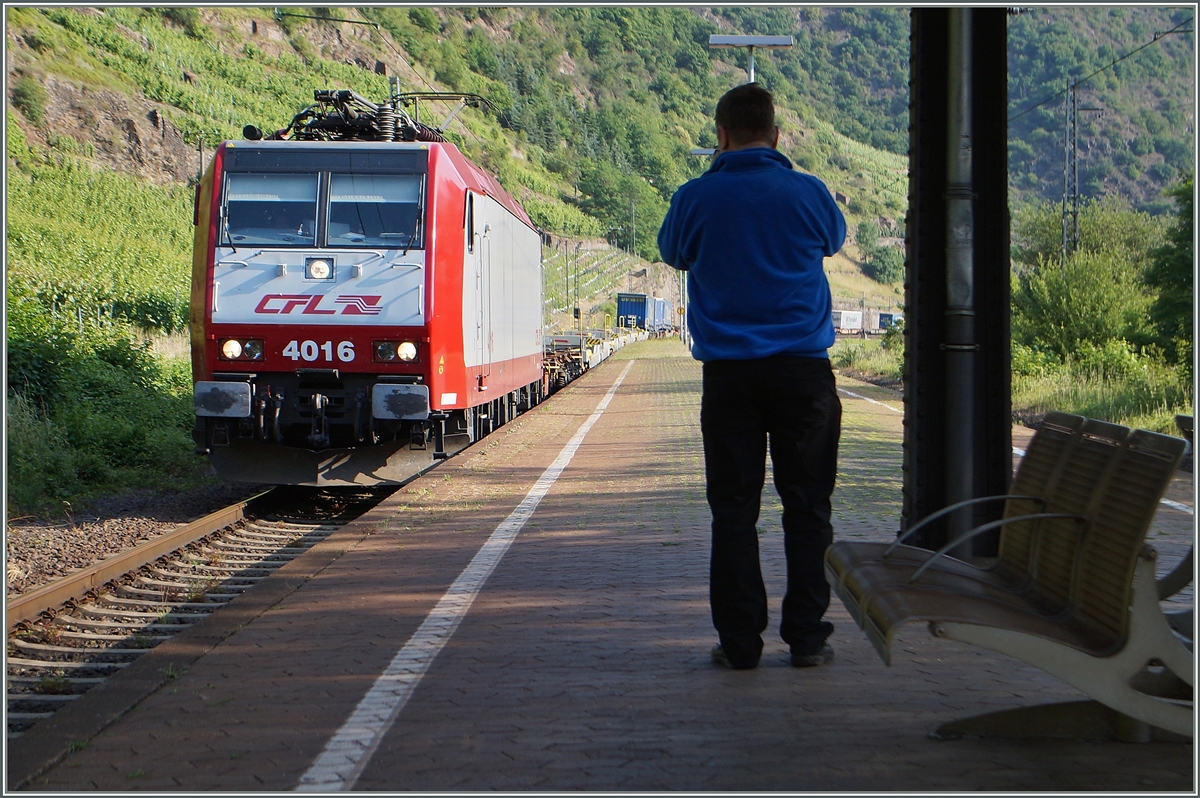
708, 34, 793, 85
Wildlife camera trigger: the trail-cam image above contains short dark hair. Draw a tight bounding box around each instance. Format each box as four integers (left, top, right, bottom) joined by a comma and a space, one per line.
714, 84, 776, 145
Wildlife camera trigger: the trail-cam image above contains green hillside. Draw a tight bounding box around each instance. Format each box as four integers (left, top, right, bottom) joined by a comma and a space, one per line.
1007, 6, 1194, 214
4, 6, 1192, 515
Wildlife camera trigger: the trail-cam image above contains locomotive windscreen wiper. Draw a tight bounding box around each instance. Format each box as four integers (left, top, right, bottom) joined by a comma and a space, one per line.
401, 209, 421, 256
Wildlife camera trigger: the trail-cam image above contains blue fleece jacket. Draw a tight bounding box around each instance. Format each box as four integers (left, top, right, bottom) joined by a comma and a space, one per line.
657, 147, 846, 362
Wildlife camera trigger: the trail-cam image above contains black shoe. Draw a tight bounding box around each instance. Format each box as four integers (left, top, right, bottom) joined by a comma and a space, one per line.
711, 644, 757, 670
790, 642, 834, 668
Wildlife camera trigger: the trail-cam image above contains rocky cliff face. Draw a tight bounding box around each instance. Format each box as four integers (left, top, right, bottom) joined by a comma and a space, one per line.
5, 9, 405, 186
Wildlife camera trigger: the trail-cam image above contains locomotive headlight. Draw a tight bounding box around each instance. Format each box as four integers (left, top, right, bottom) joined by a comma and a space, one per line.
219, 338, 265, 361
374, 341, 397, 362
306, 258, 333, 280
397, 342, 418, 362
241, 339, 264, 360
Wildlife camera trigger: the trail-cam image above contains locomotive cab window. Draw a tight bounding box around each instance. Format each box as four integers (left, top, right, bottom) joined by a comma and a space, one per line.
327, 174, 423, 248
222, 173, 318, 246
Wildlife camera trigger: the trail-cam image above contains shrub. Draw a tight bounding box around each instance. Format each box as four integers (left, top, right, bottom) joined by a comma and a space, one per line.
408, 7, 440, 33
290, 35, 317, 64
1011, 342, 1061, 378
11, 75, 47, 125
6, 393, 79, 513
1069, 338, 1142, 379
864, 246, 904, 285
1012, 249, 1151, 358
1142, 179, 1193, 372
880, 318, 904, 354
161, 7, 208, 39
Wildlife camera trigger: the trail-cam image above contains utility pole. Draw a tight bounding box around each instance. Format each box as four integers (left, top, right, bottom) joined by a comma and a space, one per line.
1061, 78, 1103, 264
630, 198, 636, 256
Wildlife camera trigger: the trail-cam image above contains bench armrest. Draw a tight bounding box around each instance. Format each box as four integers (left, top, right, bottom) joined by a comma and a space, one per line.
908, 513, 1087, 584
884, 495, 1046, 558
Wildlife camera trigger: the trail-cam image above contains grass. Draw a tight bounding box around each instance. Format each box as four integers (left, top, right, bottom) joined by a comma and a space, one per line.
1013, 369, 1191, 434
6, 149, 194, 333
830, 338, 904, 386
829, 337, 1192, 434
825, 250, 904, 309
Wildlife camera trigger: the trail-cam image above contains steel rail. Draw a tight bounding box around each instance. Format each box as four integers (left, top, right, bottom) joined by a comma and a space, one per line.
6, 490, 273, 630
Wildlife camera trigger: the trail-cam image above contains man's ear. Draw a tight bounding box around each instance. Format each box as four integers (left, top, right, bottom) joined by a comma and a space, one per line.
771, 126, 780, 148
716, 124, 730, 152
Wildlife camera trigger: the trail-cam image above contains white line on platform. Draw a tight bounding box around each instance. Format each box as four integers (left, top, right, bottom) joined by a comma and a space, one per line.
295, 360, 637, 792
1013, 446, 1192, 515
837, 387, 902, 414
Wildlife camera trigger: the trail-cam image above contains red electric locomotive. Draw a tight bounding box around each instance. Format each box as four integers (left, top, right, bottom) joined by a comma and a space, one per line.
190, 89, 545, 485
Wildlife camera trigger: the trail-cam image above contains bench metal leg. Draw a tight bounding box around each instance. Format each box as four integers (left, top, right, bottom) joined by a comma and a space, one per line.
931, 551, 1194, 738
931, 699, 1191, 743
1165, 607, 1193, 647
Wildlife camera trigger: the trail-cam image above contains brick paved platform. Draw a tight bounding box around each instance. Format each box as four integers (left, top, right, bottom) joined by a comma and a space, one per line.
10, 338, 1193, 791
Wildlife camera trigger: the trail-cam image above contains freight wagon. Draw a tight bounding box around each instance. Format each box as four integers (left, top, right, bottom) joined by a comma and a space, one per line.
616, 292, 649, 330
831, 309, 864, 334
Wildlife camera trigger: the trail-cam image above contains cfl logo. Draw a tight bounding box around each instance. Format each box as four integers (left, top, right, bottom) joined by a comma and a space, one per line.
254, 294, 382, 315
336, 296, 383, 315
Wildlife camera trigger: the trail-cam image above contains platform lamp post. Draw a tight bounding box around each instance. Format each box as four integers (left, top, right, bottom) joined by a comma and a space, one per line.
690, 35, 792, 157
708, 34, 793, 85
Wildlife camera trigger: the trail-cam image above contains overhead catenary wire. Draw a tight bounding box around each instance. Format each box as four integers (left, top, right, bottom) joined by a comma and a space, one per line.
872, 14, 1193, 202
1008, 15, 1193, 124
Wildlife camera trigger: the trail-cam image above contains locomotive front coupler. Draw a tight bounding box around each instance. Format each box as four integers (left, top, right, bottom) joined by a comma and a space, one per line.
308, 393, 330, 448
409, 421, 430, 450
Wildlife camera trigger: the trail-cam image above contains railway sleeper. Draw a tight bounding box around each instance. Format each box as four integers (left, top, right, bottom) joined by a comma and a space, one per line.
205, 532, 314, 544
249, 518, 336, 527
148, 567, 266, 582
205, 541, 307, 556
7, 694, 82, 710
8, 675, 107, 691
132, 575, 253, 592
223, 530, 321, 544
196, 549, 293, 562
9, 639, 147, 660
7, 657, 128, 673
116, 584, 240, 602
98, 595, 233, 611
74, 606, 213, 622
54, 616, 195, 633
242, 521, 333, 532
51, 630, 170, 645
219, 531, 321, 542
167, 562, 276, 576
9, 712, 55, 722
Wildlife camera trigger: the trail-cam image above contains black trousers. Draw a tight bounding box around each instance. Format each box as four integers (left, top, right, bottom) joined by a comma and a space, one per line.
700, 355, 841, 667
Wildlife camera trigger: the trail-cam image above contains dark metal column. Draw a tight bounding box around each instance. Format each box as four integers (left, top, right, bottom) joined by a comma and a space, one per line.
902, 8, 1012, 553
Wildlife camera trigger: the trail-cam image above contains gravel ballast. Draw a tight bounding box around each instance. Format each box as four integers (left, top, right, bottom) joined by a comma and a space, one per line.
6, 482, 268, 597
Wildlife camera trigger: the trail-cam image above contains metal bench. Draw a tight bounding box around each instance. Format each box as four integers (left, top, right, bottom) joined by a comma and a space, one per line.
826, 412, 1193, 740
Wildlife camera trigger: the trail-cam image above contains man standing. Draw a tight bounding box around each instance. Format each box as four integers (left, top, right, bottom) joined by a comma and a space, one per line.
657, 83, 845, 670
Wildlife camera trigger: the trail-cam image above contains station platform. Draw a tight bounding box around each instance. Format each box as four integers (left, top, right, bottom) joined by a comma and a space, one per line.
10, 338, 1193, 791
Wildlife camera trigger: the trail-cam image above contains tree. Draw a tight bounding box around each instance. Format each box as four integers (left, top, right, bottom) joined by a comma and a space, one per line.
1011, 249, 1151, 358
1011, 196, 1166, 272
1142, 179, 1194, 376
855, 221, 904, 285
865, 246, 905, 285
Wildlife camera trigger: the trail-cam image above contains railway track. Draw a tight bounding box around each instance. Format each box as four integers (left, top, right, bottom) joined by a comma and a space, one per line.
6, 486, 390, 739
